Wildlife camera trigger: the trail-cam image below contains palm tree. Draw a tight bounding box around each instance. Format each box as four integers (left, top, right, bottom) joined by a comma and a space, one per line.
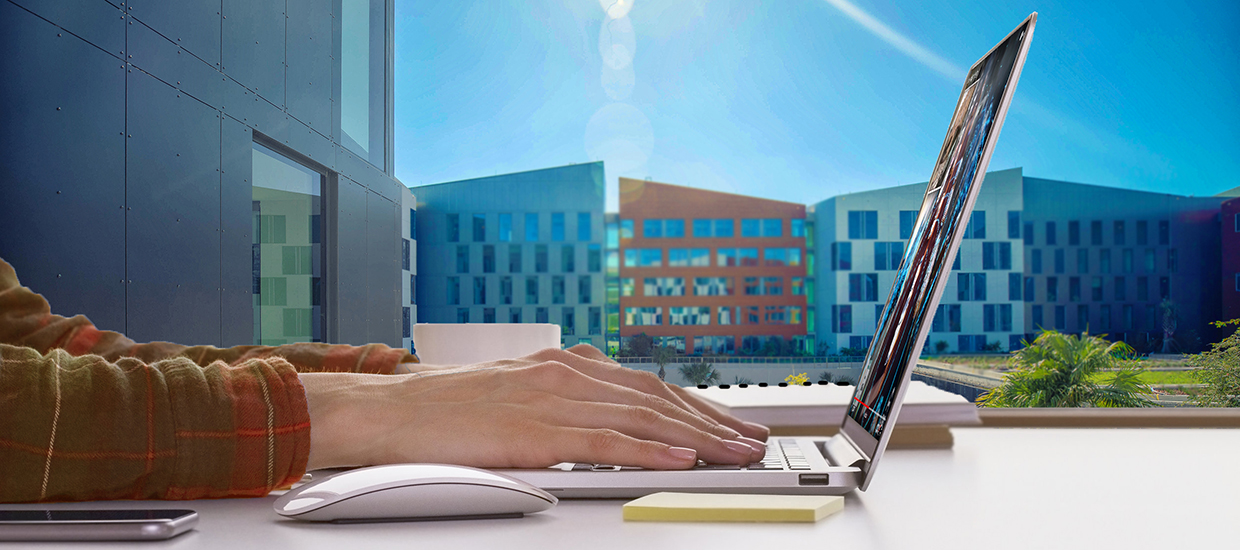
978, 331, 1156, 408
651, 344, 676, 381
679, 361, 720, 386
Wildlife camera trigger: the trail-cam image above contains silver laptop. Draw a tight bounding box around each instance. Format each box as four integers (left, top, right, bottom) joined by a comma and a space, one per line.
505, 13, 1037, 498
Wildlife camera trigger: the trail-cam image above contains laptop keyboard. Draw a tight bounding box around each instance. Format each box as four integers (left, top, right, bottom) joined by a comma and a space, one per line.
572, 438, 808, 471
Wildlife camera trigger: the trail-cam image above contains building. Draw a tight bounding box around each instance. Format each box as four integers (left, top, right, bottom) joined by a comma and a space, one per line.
403, 190, 419, 353
813, 168, 1228, 354
412, 163, 608, 350
0, 0, 411, 347
617, 179, 810, 355
1222, 197, 1240, 323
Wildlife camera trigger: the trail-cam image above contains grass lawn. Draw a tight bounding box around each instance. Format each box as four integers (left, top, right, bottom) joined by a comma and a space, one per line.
1092, 370, 1200, 386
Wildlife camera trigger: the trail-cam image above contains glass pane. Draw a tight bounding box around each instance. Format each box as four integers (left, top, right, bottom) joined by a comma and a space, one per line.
252, 142, 322, 345
340, 0, 382, 167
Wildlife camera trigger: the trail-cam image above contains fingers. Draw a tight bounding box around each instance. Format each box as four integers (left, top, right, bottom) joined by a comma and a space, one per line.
670, 385, 771, 441
556, 427, 699, 470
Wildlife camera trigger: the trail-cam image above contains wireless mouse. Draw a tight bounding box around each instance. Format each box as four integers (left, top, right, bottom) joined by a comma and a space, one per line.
273, 464, 557, 523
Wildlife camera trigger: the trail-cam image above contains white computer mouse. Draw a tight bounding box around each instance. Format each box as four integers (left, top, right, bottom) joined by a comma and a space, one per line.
273, 464, 557, 523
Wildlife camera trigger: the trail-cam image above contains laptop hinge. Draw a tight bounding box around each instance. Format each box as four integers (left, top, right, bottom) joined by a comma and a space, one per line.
822, 433, 867, 469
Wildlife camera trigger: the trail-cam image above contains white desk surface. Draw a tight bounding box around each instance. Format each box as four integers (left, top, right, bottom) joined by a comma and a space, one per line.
5, 428, 1237, 550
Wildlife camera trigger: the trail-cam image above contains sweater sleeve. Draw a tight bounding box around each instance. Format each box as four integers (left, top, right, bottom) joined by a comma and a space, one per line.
0, 345, 310, 502
0, 257, 419, 374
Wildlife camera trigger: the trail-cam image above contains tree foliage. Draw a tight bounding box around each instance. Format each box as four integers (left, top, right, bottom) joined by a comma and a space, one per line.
679, 361, 720, 386
1191, 320, 1240, 407
652, 344, 677, 381
619, 333, 654, 357
978, 331, 1156, 408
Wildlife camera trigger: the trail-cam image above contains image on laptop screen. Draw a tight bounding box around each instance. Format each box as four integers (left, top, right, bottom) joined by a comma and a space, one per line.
847, 22, 1029, 439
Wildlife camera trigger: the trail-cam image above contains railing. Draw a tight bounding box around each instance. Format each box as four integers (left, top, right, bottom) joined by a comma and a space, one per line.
612, 355, 865, 364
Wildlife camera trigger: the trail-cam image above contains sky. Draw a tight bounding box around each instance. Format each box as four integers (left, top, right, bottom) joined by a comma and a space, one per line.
394, 0, 1240, 211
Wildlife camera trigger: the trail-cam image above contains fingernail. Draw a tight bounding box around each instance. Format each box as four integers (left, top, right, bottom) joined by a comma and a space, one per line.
738, 436, 766, 454
722, 440, 753, 456
667, 446, 697, 461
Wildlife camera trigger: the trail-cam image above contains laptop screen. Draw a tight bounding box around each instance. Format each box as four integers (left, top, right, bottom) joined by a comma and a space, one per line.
846, 21, 1030, 440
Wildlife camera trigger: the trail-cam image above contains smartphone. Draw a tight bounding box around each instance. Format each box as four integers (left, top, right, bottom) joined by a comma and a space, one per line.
0, 509, 198, 542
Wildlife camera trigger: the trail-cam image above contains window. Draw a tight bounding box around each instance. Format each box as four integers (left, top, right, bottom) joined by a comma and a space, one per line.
536, 307, 549, 324
1159, 220, 1170, 244
1007, 211, 1021, 239
670, 307, 711, 326
457, 308, 469, 323
792, 277, 805, 296
447, 213, 460, 242
402, 307, 411, 338
473, 213, 486, 242
525, 213, 539, 241
1023, 222, 1034, 245
1046, 277, 1058, 302
1145, 304, 1158, 331
900, 210, 918, 240
578, 212, 592, 241
693, 219, 712, 238
561, 308, 575, 335
931, 304, 962, 332
764, 248, 790, 267
1054, 249, 1065, 274
874, 242, 903, 270
1113, 221, 1126, 245
791, 219, 805, 237
1068, 220, 1080, 245
741, 218, 761, 237
1055, 305, 1066, 330
561, 245, 575, 272
524, 276, 539, 304
589, 307, 602, 335
1136, 220, 1148, 245
552, 276, 565, 304
1009, 273, 1022, 301
694, 277, 733, 296
1069, 277, 1081, 302
1122, 304, 1134, 330
1077, 248, 1089, 273
716, 248, 738, 267
1159, 276, 1170, 300
1032, 305, 1043, 329
1031, 249, 1042, 274
982, 242, 1011, 270
625, 307, 661, 326
689, 248, 711, 266
668, 248, 689, 267
1144, 248, 1156, 273
849, 274, 878, 301
644, 277, 685, 296
743, 277, 763, 296
762, 218, 782, 237
1114, 276, 1127, 301
410, 209, 418, 240
1077, 305, 1089, 331
1099, 304, 1112, 331
482, 308, 495, 324
1099, 249, 1111, 274
764, 306, 790, 325
1000, 303, 1013, 332
715, 219, 734, 237
500, 276, 513, 305
665, 219, 685, 238
831, 305, 852, 333
1122, 249, 1133, 273
456, 245, 469, 273
482, 245, 495, 273
764, 276, 783, 296
618, 218, 632, 239
508, 244, 522, 273
535, 244, 548, 272
963, 211, 986, 239
588, 243, 602, 272
410, 274, 417, 304
1167, 249, 1177, 272
620, 277, 635, 297
402, 239, 410, 270
551, 213, 565, 241
848, 211, 878, 239
1046, 221, 1057, 245
1091, 276, 1103, 301
738, 248, 759, 266
958, 273, 986, 301
497, 213, 512, 242
1137, 276, 1149, 301
473, 277, 486, 305
1090, 220, 1103, 245
984, 304, 996, 332
831, 242, 852, 270
717, 307, 736, 326
578, 276, 591, 304
340, 0, 382, 164
447, 277, 460, 305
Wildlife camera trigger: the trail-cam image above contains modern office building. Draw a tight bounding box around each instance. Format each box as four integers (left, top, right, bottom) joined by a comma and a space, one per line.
813, 168, 1229, 354
0, 0, 410, 348
402, 190, 419, 353
1222, 197, 1240, 323
617, 179, 810, 355
412, 163, 608, 350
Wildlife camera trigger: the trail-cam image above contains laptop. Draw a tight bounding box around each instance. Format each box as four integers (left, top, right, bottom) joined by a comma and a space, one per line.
505, 13, 1037, 498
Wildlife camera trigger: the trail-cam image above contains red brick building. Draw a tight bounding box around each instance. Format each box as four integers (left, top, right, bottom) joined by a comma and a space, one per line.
618, 178, 809, 355
1223, 197, 1240, 323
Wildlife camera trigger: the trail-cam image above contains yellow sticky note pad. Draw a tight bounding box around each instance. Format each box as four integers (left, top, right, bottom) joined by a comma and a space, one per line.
622, 492, 844, 523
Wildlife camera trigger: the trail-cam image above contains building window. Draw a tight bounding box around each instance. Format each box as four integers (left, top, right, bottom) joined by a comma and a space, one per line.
1122, 304, 1133, 330
1167, 249, 1177, 272
958, 273, 987, 301
551, 213, 565, 241
447, 213, 460, 242
625, 307, 661, 326
509, 244, 522, 273
831, 242, 852, 271
741, 218, 761, 237
500, 276, 513, 305
645, 277, 685, 297
1024, 276, 1034, 303
1069, 277, 1081, 302
552, 276, 565, 304
1023, 222, 1034, 245
1046, 276, 1058, 302
588, 243, 602, 272
457, 308, 470, 323
1144, 248, 1156, 273
693, 219, 712, 238
562, 245, 575, 273
792, 277, 805, 296
1122, 248, 1133, 273
1031, 249, 1042, 274
619, 277, 637, 297
743, 277, 762, 296
1090, 220, 1103, 245
931, 304, 962, 332
763, 306, 789, 325
694, 277, 733, 296
643, 219, 663, 238
410, 274, 417, 304
715, 219, 734, 237
1032, 305, 1043, 329
456, 245, 469, 273
831, 305, 852, 333
1099, 304, 1112, 331
963, 211, 986, 239
1054, 249, 1065, 274
1077, 305, 1089, 331
536, 307, 549, 323
1099, 249, 1112, 274
1136, 220, 1148, 245
1160, 220, 1171, 244
670, 307, 711, 326
402, 307, 411, 338
874, 242, 903, 270
1046, 221, 1057, 245
1077, 248, 1089, 273
848, 211, 878, 239
983, 242, 1011, 270
791, 218, 805, 237
535, 244, 549, 272
1091, 276, 1103, 301
482, 245, 495, 273
1055, 305, 1066, 330
665, 219, 685, 238
1114, 221, 1126, 245
1009, 273, 1022, 301
525, 276, 539, 304
525, 213, 539, 241
473, 277, 487, 305
1114, 276, 1127, 301
763, 248, 800, 267
849, 274, 878, 302
984, 304, 996, 332
402, 239, 410, 270
410, 209, 418, 240
589, 307, 602, 335
561, 308, 575, 335
447, 277, 460, 305
1159, 276, 1170, 300
1007, 211, 1021, 239
1137, 276, 1149, 301
473, 213, 486, 242
499, 213, 512, 242
578, 212, 592, 241
762, 218, 782, 237
339, 0, 381, 162
900, 210, 918, 240
624, 248, 662, 267
764, 277, 784, 296
1068, 220, 1080, 246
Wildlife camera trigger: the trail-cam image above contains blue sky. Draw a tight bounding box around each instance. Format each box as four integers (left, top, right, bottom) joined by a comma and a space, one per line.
394, 0, 1240, 210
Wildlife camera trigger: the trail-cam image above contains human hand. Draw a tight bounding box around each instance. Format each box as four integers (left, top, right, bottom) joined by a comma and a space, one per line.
301, 345, 769, 471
